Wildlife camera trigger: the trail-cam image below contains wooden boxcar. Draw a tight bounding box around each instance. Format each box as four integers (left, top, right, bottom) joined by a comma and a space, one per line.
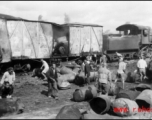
0, 14, 103, 70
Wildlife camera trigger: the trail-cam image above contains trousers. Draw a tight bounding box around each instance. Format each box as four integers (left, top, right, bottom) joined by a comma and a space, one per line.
48, 78, 58, 97
0, 84, 14, 98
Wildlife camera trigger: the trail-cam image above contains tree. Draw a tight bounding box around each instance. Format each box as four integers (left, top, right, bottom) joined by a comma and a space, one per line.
64, 13, 70, 24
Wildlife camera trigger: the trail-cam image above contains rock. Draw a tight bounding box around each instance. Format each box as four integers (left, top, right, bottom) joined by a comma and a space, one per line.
56, 104, 81, 119
0, 98, 24, 117
57, 74, 76, 83
60, 66, 75, 75
116, 90, 141, 100
136, 89, 152, 108
135, 84, 151, 92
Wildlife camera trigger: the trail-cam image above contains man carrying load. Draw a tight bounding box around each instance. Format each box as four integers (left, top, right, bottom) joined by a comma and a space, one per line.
40, 59, 49, 81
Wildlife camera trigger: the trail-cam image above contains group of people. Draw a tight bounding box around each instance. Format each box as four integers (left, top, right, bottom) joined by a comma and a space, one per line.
0, 51, 150, 99
0, 59, 59, 100
81, 51, 127, 96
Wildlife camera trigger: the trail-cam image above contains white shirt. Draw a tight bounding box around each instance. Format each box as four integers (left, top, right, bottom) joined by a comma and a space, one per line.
42, 60, 49, 73
117, 61, 127, 74
81, 62, 85, 72
0, 71, 15, 85
116, 52, 122, 57
98, 67, 111, 84
137, 59, 147, 69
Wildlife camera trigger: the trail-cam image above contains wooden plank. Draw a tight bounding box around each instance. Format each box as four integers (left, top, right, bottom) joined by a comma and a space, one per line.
24, 22, 39, 58
25, 22, 52, 59
80, 27, 91, 53
38, 22, 50, 58
7, 21, 23, 58
69, 27, 81, 55
22, 22, 35, 58
91, 27, 103, 53
0, 19, 11, 62
40, 23, 53, 57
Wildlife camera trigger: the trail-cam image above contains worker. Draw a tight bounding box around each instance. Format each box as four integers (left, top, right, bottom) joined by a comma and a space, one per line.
115, 57, 127, 89
40, 59, 49, 81
86, 56, 89, 64
46, 62, 58, 99
116, 52, 123, 61
22, 63, 31, 75
97, 63, 111, 95
137, 55, 148, 82
81, 60, 85, 72
92, 54, 97, 64
100, 51, 107, 64
0, 67, 15, 99
147, 56, 152, 80
84, 59, 91, 86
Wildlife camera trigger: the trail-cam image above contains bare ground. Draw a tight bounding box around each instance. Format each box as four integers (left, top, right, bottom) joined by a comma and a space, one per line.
1, 60, 152, 119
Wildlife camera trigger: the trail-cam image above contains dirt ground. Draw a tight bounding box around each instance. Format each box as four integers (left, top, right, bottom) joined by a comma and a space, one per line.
1, 60, 152, 119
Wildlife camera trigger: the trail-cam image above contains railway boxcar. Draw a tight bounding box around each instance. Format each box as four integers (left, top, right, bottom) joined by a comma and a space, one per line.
0, 14, 103, 71
61, 23, 103, 56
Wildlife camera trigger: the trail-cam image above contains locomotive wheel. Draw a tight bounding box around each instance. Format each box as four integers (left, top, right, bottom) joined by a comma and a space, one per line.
139, 45, 152, 58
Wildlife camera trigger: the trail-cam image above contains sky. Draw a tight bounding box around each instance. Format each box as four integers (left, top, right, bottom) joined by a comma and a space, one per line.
1, 1, 152, 33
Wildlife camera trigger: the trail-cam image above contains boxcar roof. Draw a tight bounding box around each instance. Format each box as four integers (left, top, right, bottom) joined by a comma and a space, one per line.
0, 14, 103, 27
62, 22, 103, 27
116, 24, 150, 31
0, 13, 62, 26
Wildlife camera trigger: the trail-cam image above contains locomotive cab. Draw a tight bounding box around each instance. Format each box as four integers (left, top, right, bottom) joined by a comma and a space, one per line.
116, 24, 152, 46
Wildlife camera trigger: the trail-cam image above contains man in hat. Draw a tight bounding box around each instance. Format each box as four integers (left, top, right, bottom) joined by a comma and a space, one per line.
0, 67, 16, 99
97, 62, 111, 95
45, 62, 58, 99
137, 55, 148, 82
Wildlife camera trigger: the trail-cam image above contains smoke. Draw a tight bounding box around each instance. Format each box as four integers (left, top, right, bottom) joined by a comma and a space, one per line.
104, 30, 111, 34
38, 15, 48, 22
125, 21, 130, 24
38, 15, 43, 21
64, 13, 70, 23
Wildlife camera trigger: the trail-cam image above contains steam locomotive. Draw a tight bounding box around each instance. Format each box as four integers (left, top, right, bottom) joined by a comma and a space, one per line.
103, 24, 152, 61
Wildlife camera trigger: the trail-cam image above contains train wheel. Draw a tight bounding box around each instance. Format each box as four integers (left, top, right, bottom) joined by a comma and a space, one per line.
139, 45, 152, 58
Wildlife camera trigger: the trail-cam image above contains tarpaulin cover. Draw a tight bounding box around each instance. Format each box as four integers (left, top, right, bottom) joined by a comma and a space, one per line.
69, 26, 103, 55
5, 20, 53, 60
0, 19, 11, 63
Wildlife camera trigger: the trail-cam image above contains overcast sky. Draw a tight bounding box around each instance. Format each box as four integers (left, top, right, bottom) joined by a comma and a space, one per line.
1, 1, 152, 33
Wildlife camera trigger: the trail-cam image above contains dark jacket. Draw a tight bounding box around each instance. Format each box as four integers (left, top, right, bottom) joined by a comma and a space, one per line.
85, 63, 91, 76
46, 67, 58, 80
92, 55, 97, 62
